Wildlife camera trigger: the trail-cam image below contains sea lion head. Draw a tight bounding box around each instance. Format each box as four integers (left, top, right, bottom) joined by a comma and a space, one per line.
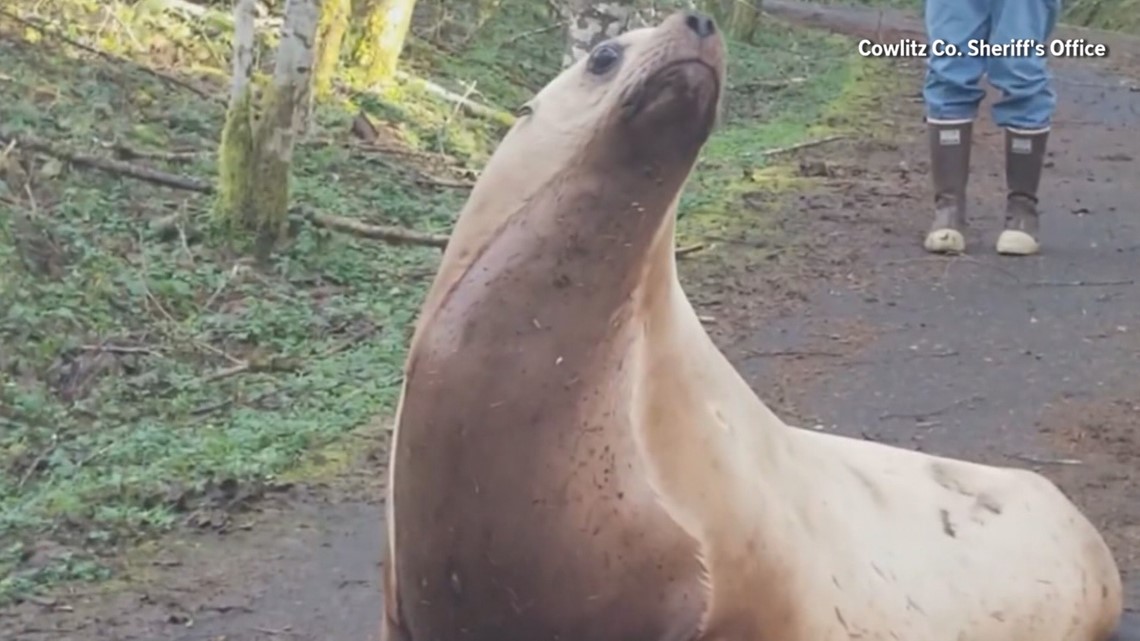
421, 10, 727, 322
509, 9, 725, 174
519, 9, 727, 162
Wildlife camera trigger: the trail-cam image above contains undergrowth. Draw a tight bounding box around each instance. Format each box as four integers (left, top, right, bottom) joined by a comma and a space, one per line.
1, 0, 872, 604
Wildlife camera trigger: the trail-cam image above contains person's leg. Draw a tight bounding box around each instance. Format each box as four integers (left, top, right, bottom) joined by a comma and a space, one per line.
921, 0, 989, 254
987, 0, 1061, 255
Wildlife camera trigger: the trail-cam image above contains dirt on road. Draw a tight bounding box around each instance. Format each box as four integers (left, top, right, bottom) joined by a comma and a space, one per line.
3, 4, 1140, 640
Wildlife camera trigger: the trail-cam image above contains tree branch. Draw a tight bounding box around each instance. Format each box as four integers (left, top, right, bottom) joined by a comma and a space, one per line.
307, 212, 450, 248
1, 132, 214, 193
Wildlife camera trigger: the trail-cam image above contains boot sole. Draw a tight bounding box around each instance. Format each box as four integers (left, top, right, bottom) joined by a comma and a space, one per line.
924, 228, 966, 254
996, 229, 1040, 255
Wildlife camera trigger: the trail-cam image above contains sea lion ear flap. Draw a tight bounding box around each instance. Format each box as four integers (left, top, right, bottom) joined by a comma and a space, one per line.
513, 102, 534, 118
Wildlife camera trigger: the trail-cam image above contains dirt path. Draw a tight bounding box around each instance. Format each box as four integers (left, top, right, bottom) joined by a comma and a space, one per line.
4, 5, 1140, 640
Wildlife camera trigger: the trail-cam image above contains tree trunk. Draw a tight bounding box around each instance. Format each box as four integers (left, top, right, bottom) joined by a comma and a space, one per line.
249, 0, 321, 258
351, 0, 418, 87
729, 0, 763, 42
560, 0, 641, 68
215, 0, 258, 230
312, 0, 352, 100
215, 0, 321, 259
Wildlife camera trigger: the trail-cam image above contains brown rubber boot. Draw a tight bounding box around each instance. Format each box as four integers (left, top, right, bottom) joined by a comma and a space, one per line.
924, 119, 973, 254
996, 127, 1049, 256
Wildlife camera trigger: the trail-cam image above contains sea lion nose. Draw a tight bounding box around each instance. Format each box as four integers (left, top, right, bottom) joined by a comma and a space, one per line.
684, 11, 716, 38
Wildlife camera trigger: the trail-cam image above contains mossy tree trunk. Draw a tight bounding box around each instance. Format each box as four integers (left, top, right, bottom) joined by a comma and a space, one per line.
215, 0, 321, 260
729, 0, 763, 42
304, 0, 352, 130
351, 0, 419, 87
215, 0, 258, 235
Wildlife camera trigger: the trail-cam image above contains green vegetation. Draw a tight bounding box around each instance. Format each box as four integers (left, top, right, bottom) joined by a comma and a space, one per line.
1063, 0, 1140, 34
0, 0, 884, 604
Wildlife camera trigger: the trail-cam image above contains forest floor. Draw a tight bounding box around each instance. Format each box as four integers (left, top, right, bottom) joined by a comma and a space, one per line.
2, 1, 1140, 640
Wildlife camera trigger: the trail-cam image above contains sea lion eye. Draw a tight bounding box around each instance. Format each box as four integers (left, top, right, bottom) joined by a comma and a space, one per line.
587, 43, 622, 75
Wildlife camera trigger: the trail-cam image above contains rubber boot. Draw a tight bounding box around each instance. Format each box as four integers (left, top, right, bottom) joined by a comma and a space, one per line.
996, 127, 1049, 256
924, 119, 973, 253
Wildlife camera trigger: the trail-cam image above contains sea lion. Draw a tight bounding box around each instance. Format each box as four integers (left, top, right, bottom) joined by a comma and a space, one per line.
380, 9, 1126, 641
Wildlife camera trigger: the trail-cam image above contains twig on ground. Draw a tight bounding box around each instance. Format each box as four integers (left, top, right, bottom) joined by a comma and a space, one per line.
106, 142, 205, 164
201, 362, 251, 383
1, 132, 214, 193
396, 71, 514, 125
879, 394, 985, 421
746, 349, 846, 358
734, 77, 805, 92
675, 243, 706, 257
309, 212, 450, 249
759, 135, 846, 157
1004, 453, 1083, 466
17, 442, 56, 488
1026, 279, 1135, 288
416, 174, 475, 189
202, 263, 245, 311
318, 325, 380, 358
199, 355, 300, 385
0, 8, 214, 99
439, 79, 479, 156
80, 344, 163, 357
502, 22, 564, 45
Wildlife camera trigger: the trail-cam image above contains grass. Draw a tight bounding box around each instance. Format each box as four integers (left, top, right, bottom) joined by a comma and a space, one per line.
0, 0, 880, 604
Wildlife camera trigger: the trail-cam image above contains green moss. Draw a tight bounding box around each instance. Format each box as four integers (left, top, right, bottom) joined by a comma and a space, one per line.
249, 82, 297, 256
351, 0, 418, 87
214, 87, 255, 227
313, 0, 352, 100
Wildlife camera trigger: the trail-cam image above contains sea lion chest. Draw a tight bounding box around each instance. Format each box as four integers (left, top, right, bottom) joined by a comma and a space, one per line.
389, 224, 707, 641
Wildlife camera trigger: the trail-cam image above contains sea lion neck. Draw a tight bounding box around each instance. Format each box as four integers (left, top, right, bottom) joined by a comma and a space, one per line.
414, 144, 696, 359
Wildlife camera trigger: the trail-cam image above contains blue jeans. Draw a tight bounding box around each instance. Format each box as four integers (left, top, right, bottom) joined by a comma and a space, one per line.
923, 0, 1061, 130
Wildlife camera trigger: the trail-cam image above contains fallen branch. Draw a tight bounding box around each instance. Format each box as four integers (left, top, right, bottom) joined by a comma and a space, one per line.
80, 344, 164, 357
17, 442, 56, 488
308, 212, 450, 248
675, 243, 705, 257
0, 8, 214, 99
396, 71, 515, 126
502, 22, 564, 46
106, 142, 205, 164
1, 132, 214, 193
733, 77, 805, 92
199, 355, 301, 385
416, 174, 475, 189
760, 135, 846, 157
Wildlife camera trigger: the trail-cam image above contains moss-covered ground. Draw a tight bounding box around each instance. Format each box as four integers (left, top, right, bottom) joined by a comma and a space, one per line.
0, 0, 892, 603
